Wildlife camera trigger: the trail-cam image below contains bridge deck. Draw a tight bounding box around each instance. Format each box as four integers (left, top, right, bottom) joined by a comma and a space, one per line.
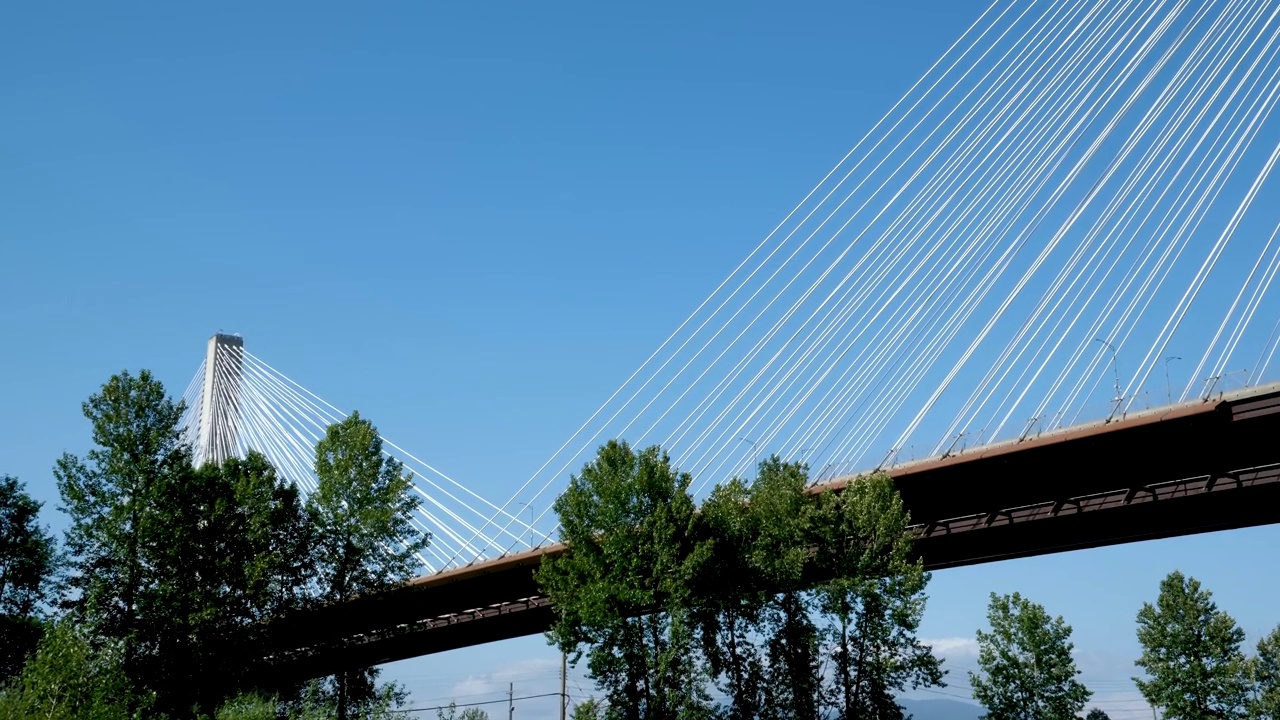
264, 383, 1280, 680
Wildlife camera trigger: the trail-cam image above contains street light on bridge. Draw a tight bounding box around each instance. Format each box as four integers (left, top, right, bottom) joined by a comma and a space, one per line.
1094, 337, 1123, 419
1165, 355, 1181, 404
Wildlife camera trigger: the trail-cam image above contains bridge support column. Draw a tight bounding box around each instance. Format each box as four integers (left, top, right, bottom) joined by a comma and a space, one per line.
197, 333, 245, 466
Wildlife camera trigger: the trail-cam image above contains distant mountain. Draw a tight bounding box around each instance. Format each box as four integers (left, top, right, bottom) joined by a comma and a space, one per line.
900, 698, 984, 720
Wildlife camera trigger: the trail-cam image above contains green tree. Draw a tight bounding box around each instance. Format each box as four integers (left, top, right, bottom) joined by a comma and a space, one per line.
215, 694, 279, 720
307, 411, 428, 720
217, 452, 315, 623
570, 698, 605, 720
217, 684, 407, 720
1253, 626, 1280, 720
0, 620, 137, 720
537, 440, 712, 720
756, 460, 822, 720
1134, 571, 1251, 720
693, 477, 765, 720
53, 371, 316, 716
969, 592, 1090, 720
436, 701, 490, 720
54, 369, 190, 704
145, 451, 314, 712
707, 457, 820, 720
0, 474, 60, 681
812, 472, 944, 720
761, 589, 820, 720
1085, 709, 1111, 720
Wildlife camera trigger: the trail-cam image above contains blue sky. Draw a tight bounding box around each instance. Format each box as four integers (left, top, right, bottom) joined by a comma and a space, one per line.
3, 1, 1279, 718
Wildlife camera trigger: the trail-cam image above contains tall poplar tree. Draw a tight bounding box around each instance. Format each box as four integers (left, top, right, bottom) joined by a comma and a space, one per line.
750, 459, 822, 720
812, 473, 943, 720
0, 475, 60, 681
54, 369, 190, 705
53, 371, 317, 716
1252, 626, 1280, 720
694, 477, 765, 720
538, 440, 712, 720
307, 411, 428, 720
1134, 571, 1251, 720
970, 592, 1090, 720
149, 451, 314, 711
704, 457, 821, 720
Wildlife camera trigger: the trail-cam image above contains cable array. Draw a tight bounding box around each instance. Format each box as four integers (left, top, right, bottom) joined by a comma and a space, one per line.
463, 0, 1280, 561
179, 0, 1280, 572
177, 344, 537, 573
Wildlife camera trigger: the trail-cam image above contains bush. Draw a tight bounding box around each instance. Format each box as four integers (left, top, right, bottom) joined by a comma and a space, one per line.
0, 620, 139, 720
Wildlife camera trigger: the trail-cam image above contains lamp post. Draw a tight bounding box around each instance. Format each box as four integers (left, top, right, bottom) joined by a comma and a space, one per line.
1094, 337, 1122, 418
1164, 355, 1181, 404
738, 437, 759, 479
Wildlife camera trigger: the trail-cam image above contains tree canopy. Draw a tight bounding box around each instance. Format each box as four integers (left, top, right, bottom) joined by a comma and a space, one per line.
307, 411, 428, 720
20, 370, 425, 719
539, 444, 943, 720
0, 474, 59, 681
1253, 625, 1280, 720
0, 620, 136, 720
570, 698, 605, 720
0, 475, 58, 619
436, 701, 491, 720
1134, 571, 1251, 720
53, 369, 192, 711
969, 591, 1091, 720
537, 439, 710, 720
812, 471, 943, 719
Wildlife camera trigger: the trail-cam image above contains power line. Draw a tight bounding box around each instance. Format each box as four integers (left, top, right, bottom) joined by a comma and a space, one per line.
402, 692, 564, 714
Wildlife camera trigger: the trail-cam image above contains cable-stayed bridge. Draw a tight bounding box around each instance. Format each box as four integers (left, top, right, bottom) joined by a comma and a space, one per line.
177, 0, 1280, 678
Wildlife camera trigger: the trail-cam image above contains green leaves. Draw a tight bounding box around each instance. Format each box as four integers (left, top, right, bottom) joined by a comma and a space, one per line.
53, 369, 192, 712
0, 620, 137, 720
143, 451, 316, 709
812, 473, 942, 720
309, 411, 428, 604
0, 369, 430, 718
970, 592, 1091, 720
1134, 571, 1251, 720
436, 701, 490, 720
0, 474, 60, 681
1252, 626, 1280, 720
537, 440, 709, 720
540, 447, 941, 720
307, 411, 426, 720
0, 475, 59, 619
47, 371, 425, 718
569, 698, 604, 720
53, 367, 317, 715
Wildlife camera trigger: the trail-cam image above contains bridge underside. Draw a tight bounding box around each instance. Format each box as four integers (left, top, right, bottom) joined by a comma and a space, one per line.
263, 386, 1280, 682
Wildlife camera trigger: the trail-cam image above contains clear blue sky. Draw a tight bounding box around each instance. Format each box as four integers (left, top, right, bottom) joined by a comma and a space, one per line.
3, 2, 1278, 718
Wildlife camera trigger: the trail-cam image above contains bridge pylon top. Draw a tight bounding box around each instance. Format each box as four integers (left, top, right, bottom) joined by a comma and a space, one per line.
197, 332, 245, 467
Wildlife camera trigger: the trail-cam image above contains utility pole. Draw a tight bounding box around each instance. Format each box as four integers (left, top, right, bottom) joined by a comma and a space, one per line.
560, 651, 568, 720
509, 682, 514, 720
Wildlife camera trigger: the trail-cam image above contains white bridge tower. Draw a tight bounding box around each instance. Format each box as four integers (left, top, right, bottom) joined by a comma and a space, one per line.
196, 332, 245, 466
